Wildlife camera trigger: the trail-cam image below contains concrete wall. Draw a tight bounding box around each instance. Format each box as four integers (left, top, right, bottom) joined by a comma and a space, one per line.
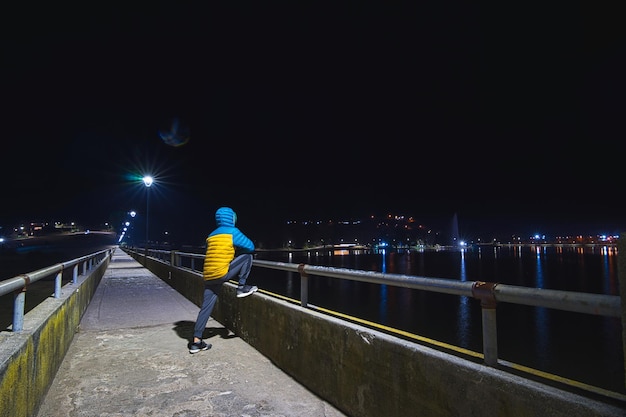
139, 253, 625, 417
0, 254, 110, 417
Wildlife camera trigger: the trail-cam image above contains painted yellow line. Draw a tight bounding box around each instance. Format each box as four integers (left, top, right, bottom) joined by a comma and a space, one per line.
253, 287, 483, 359
499, 359, 626, 402
312, 305, 483, 359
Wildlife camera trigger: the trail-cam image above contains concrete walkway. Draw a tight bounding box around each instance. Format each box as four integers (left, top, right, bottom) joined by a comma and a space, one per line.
37, 250, 347, 417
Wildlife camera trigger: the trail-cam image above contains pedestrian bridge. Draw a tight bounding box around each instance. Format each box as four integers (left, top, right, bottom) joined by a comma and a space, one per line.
1, 247, 625, 417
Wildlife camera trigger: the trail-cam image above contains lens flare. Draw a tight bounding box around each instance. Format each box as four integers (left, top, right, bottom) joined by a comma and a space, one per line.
158, 117, 190, 147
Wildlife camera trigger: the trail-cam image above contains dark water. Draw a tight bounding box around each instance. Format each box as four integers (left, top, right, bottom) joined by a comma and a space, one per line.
253, 244, 625, 395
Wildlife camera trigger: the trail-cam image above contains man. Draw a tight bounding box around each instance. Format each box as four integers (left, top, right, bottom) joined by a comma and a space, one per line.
189, 206, 257, 354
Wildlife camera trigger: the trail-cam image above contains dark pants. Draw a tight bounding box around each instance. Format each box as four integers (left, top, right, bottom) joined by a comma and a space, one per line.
193, 254, 253, 339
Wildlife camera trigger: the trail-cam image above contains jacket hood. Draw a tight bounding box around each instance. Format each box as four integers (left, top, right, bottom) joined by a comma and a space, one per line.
215, 207, 236, 227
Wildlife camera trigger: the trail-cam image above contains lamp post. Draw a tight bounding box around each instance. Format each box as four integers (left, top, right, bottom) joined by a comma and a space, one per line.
142, 175, 153, 260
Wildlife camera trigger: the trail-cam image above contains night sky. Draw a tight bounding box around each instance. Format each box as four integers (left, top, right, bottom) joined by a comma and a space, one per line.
2, 2, 624, 244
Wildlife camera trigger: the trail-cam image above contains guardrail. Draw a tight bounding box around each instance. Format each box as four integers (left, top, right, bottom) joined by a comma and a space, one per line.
0, 248, 114, 332
138, 247, 623, 371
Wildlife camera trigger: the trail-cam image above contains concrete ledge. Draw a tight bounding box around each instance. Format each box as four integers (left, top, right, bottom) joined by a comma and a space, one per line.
138, 253, 625, 417
0, 255, 110, 417
216, 291, 625, 417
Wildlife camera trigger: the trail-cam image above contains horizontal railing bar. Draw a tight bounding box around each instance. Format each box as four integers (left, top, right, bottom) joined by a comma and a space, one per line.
495, 284, 621, 317
162, 249, 476, 298
0, 248, 112, 297
252, 259, 621, 318
141, 249, 622, 318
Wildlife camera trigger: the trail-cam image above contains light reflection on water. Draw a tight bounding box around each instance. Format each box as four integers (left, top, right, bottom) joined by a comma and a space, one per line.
255, 244, 624, 394
457, 249, 470, 348
533, 246, 549, 368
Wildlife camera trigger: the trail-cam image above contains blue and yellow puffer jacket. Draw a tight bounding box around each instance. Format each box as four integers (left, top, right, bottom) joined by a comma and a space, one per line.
203, 207, 255, 280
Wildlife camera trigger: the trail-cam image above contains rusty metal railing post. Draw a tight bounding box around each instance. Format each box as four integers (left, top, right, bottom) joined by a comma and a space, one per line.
472, 281, 499, 366
298, 263, 308, 307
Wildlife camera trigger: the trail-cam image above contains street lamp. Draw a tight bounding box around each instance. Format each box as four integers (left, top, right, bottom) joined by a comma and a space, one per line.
142, 175, 154, 259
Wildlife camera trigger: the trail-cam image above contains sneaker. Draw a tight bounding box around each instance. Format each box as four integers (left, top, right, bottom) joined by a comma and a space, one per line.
237, 285, 258, 298
188, 340, 211, 354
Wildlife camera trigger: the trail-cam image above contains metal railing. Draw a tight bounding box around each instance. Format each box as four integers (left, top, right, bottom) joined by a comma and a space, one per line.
0, 248, 114, 332
141, 247, 622, 368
